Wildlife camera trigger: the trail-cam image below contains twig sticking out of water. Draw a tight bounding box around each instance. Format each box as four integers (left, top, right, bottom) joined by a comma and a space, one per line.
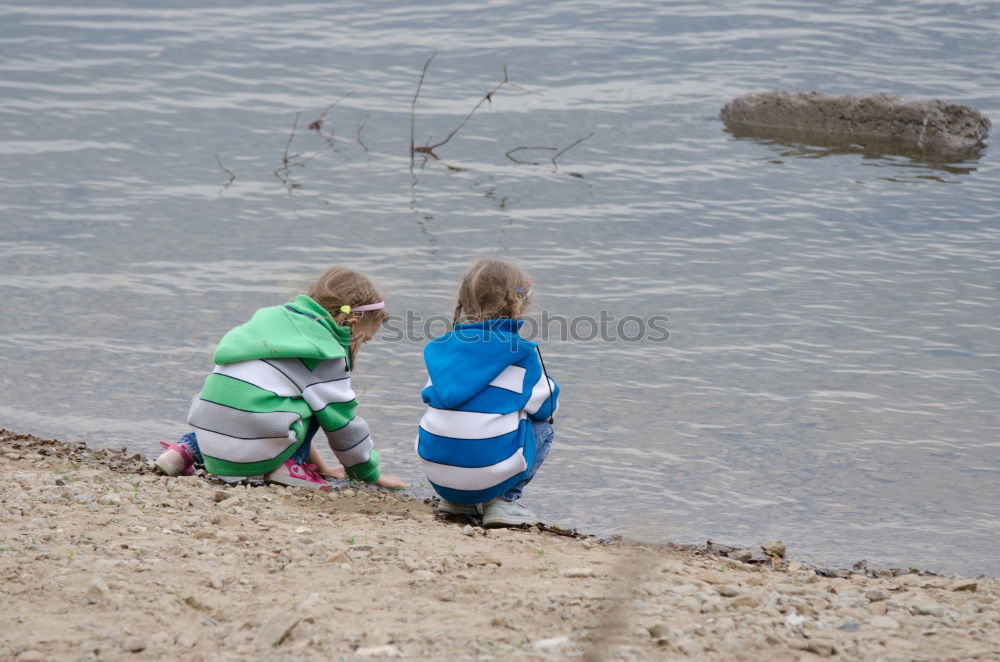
410, 52, 436, 171
505, 132, 595, 171
551, 131, 594, 167
307, 90, 355, 137
274, 113, 322, 191
214, 153, 236, 189
274, 112, 301, 184
411, 56, 512, 160
357, 114, 369, 154
505, 145, 558, 165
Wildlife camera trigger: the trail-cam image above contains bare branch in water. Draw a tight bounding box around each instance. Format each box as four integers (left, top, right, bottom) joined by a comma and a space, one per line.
357, 113, 369, 154
308, 90, 355, 135
551, 131, 594, 167
503, 132, 594, 172
274, 112, 301, 182
410, 52, 436, 171
415, 64, 511, 158
214, 153, 236, 188
505, 145, 558, 165
274, 113, 321, 191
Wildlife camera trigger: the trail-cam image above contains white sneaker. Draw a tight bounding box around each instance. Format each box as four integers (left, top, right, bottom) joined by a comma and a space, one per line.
436, 499, 482, 516
482, 498, 537, 528
152, 441, 196, 477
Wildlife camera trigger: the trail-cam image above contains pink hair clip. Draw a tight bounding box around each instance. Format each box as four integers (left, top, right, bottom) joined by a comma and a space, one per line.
339, 301, 386, 314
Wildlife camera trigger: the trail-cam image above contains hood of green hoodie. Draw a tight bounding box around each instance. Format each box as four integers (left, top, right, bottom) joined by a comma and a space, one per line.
213, 295, 351, 365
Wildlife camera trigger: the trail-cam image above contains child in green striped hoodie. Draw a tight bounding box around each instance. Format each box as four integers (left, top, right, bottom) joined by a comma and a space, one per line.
153, 266, 405, 490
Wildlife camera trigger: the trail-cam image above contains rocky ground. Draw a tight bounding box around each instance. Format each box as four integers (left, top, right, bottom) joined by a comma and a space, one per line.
1, 429, 998, 662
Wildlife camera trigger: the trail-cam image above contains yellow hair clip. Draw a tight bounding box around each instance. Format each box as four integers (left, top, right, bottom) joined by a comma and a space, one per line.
340, 305, 351, 314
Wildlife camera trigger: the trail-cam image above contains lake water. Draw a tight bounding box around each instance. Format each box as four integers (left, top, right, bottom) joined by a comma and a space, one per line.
1, 1, 997, 576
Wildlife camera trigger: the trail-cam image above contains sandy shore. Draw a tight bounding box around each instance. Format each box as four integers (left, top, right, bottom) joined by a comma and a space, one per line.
1, 430, 997, 662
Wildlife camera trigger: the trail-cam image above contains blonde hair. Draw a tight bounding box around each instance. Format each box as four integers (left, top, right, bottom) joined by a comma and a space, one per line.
307, 266, 387, 365
453, 259, 531, 325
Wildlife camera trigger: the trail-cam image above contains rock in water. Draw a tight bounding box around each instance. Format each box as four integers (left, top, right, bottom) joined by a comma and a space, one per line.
720, 91, 991, 152
760, 539, 786, 558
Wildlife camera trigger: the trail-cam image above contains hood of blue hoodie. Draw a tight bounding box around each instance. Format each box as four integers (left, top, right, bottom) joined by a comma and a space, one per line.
423, 318, 537, 409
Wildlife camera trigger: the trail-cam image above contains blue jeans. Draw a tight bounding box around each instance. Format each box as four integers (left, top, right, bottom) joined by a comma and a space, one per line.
502, 420, 554, 501
178, 417, 316, 470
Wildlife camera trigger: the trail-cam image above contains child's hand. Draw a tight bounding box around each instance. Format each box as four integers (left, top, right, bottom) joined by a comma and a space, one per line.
323, 464, 347, 480
376, 474, 407, 489
308, 445, 346, 479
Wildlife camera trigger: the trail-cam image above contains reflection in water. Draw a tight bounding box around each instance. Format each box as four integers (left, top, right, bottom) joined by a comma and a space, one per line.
722, 122, 984, 177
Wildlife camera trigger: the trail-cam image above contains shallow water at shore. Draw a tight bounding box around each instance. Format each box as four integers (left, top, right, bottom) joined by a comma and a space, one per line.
1, 1, 998, 575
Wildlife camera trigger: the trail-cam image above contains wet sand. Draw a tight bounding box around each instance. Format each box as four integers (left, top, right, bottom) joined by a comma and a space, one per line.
1, 429, 998, 661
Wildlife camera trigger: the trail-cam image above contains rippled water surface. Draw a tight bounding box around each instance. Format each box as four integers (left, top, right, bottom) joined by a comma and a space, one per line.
2, 1, 998, 575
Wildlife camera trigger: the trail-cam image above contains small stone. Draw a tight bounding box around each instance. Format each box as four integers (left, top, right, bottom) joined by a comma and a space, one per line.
912, 603, 945, 617
805, 640, 836, 657
176, 632, 198, 648
409, 570, 436, 583
706, 540, 735, 555
533, 635, 571, 651
460, 525, 475, 536
326, 551, 350, 564
561, 568, 594, 578
348, 544, 375, 552
871, 615, 899, 629
217, 496, 240, 509
674, 637, 701, 656
784, 611, 806, 629
80, 640, 102, 654
149, 632, 174, 646
355, 644, 401, 657
730, 595, 760, 609
469, 555, 503, 567
210, 512, 236, 527
213, 490, 230, 502
716, 585, 740, 597
646, 624, 668, 639
727, 549, 753, 563
183, 595, 210, 612
760, 539, 786, 558
952, 580, 978, 592
86, 575, 113, 604
865, 588, 888, 601
122, 636, 147, 652
253, 609, 299, 647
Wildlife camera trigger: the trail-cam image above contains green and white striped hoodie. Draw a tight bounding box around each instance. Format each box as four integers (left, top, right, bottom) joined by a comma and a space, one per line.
186, 294, 380, 482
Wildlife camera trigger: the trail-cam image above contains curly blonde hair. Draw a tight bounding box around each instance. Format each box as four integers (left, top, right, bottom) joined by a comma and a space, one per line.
453, 259, 532, 325
308, 266, 387, 365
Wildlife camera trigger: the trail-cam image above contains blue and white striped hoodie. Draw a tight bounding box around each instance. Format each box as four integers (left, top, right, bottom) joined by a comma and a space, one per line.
417, 318, 559, 504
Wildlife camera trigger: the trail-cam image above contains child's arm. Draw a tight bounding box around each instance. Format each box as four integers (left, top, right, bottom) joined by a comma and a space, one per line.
525, 351, 559, 422
309, 358, 406, 487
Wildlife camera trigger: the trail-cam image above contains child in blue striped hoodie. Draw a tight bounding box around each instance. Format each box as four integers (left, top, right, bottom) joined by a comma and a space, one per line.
417, 260, 559, 527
